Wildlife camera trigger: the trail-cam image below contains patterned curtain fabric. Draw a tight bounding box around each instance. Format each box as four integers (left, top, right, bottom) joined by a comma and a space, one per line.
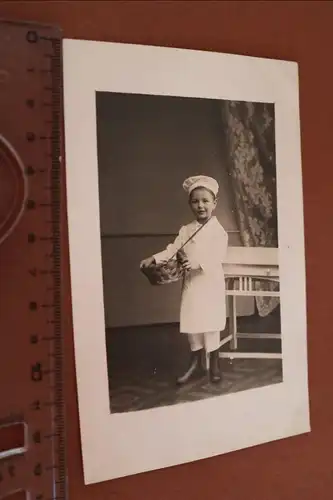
221, 101, 279, 317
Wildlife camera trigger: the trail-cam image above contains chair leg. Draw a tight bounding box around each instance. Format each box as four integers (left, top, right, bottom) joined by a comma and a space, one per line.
229, 295, 238, 350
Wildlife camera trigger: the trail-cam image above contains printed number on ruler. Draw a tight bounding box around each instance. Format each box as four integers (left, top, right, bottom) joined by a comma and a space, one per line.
0, 22, 65, 500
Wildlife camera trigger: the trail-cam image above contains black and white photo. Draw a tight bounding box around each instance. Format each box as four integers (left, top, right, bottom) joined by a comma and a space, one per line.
63, 39, 309, 484
96, 92, 282, 414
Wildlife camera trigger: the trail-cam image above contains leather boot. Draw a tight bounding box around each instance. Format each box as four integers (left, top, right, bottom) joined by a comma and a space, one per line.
176, 349, 205, 386
210, 349, 222, 383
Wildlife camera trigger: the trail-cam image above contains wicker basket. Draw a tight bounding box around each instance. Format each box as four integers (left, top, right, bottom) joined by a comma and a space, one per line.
140, 217, 211, 286
141, 250, 186, 286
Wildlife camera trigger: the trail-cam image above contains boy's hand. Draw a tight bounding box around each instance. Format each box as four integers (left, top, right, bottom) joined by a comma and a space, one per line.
181, 258, 192, 272
181, 258, 201, 272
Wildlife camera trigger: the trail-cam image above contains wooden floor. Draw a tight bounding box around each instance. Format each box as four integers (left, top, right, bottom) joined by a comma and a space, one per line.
106, 310, 282, 414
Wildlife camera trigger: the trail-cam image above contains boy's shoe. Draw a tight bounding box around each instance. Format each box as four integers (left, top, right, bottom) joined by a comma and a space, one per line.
209, 349, 222, 383
176, 349, 206, 386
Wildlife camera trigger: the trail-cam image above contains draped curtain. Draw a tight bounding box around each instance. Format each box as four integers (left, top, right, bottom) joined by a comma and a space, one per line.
221, 101, 279, 317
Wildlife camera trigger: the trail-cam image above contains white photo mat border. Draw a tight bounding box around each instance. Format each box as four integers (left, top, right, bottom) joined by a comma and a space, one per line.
62, 39, 309, 485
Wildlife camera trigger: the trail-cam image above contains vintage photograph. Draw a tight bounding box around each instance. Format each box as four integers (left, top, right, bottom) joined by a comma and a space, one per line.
96, 92, 282, 414
63, 39, 309, 483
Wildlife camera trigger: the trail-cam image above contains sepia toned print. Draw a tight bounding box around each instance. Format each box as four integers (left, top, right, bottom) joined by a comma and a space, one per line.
63, 39, 308, 483
96, 92, 282, 414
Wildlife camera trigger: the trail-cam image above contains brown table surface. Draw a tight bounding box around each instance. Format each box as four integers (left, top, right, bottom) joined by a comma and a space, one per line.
0, 2, 332, 499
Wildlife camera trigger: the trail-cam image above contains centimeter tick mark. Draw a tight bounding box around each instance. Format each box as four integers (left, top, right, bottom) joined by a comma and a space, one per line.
44, 432, 60, 439
21, 32, 67, 499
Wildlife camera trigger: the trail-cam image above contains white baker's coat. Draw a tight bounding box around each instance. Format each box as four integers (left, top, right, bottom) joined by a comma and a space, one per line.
154, 216, 228, 334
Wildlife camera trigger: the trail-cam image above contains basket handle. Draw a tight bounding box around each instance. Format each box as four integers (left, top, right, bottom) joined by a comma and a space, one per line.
168, 216, 212, 262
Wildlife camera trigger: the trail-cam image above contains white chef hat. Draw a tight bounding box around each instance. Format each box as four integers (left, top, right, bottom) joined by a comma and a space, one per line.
182, 175, 219, 197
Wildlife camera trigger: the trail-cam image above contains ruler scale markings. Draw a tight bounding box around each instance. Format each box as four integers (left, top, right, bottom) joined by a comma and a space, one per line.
0, 22, 66, 500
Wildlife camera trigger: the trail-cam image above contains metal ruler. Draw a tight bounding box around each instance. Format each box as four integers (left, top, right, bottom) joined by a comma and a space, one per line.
0, 21, 66, 500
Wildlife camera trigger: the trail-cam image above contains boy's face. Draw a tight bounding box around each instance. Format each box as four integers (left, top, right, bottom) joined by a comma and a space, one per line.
189, 187, 217, 222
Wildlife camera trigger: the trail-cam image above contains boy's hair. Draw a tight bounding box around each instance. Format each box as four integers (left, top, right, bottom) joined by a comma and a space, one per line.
189, 186, 217, 201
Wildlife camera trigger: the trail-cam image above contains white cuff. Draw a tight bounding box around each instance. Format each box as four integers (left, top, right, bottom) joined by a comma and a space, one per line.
153, 251, 166, 265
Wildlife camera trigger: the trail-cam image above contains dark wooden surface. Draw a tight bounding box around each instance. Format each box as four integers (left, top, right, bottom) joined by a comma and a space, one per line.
0, 1, 332, 499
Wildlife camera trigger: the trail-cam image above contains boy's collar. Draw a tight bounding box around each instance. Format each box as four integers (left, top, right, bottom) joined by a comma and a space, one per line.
194, 215, 215, 226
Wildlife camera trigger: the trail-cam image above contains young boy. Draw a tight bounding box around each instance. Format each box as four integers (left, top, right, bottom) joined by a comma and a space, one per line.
141, 175, 228, 385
